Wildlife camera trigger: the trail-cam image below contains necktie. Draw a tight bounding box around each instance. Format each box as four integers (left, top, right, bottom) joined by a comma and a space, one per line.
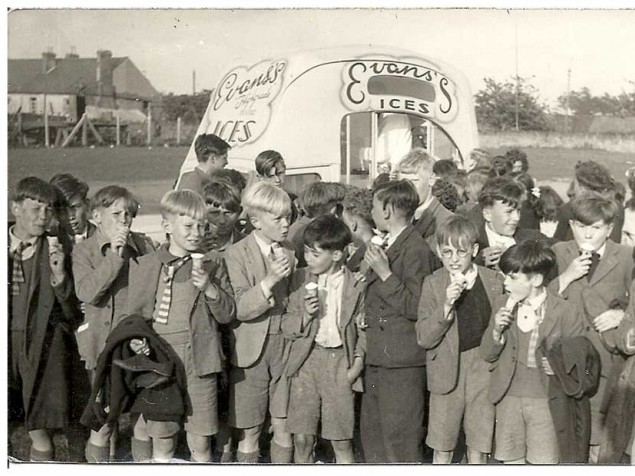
587, 252, 601, 281
11, 242, 31, 296
153, 255, 191, 325
525, 302, 545, 368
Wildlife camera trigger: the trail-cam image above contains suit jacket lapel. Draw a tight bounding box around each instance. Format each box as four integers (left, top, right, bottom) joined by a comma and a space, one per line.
589, 240, 619, 286
478, 223, 490, 249
538, 293, 559, 340
245, 233, 267, 284
339, 269, 362, 330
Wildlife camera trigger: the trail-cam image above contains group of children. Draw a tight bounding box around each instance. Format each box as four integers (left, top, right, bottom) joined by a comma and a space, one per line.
7, 134, 635, 465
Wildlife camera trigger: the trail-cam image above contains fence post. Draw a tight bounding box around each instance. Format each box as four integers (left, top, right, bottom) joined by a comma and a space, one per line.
146, 104, 152, 146
176, 117, 181, 146
116, 111, 121, 146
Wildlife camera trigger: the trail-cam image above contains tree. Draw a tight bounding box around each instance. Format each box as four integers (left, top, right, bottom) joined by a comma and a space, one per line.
474, 77, 549, 131
558, 87, 635, 117
161, 89, 212, 123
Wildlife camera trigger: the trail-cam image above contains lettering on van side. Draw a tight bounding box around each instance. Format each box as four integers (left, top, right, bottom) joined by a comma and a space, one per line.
341, 59, 457, 122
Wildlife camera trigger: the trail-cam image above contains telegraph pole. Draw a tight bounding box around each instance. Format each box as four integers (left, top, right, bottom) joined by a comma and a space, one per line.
193, 70, 196, 95
565, 67, 572, 133
514, 21, 519, 132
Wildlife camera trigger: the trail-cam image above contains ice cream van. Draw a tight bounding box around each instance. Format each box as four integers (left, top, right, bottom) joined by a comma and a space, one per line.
176, 45, 479, 194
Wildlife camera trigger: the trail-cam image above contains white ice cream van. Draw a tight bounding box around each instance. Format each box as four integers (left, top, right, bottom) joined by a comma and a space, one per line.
177, 45, 479, 194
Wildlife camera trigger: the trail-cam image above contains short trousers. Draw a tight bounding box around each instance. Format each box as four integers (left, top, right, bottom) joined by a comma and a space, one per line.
143, 334, 218, 437
494, 395, 559, 463
285, 345, 355, 441
426, 347, 495, 453
228, 333, 290, 429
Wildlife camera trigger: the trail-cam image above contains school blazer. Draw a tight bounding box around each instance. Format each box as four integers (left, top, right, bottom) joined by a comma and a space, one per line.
413, 196, 454, 240
224, 233, 297, 368
364, 225, 434, 368
72, 231, 155, 370
550, 239, 634, 377
282, 267, 366, 392
416, 265, 504, 395
480, 291, 585, 405
126, 250, 236, 376
8, 236, 81, 424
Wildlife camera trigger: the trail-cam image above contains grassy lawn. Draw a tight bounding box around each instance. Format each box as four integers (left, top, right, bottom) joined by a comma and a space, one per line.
8, 146, 189, 215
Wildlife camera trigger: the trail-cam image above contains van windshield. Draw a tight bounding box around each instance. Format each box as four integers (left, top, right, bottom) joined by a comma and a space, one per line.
340, 112, 461, 187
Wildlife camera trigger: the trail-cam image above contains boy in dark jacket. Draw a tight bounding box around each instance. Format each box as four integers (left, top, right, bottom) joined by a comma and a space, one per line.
9, 177, 81, 461
360, 179, 435, 463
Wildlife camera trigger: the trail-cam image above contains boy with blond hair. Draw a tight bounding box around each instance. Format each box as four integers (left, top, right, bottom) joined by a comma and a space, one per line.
417, 216, 504, 464
125, 190, 236, 462
224, 181, 296, 463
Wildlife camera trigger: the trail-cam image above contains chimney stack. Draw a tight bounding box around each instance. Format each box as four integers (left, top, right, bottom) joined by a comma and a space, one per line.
96, 49, 113, 104
42, 50, 56, 73
65, 46, 79, 59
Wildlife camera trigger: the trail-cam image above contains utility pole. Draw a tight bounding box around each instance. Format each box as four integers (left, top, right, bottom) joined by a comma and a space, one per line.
193, 70, 196, 95
565, 67, 572, 133
514, 21, 519, 132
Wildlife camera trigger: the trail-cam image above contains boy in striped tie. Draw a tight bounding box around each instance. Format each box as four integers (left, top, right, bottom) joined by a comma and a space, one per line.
125, 190, 236, 462
9, 177, 82, 461
480, 241, 584, 464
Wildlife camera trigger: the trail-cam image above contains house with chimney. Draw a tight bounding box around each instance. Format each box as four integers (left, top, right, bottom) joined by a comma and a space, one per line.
8, 49, 161, 125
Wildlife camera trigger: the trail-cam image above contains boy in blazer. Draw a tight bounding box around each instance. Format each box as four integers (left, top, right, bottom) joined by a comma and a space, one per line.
224, 181, 296, 463
9, 177, 81, 461
126, 190, 235, 462
360, 179, 435, 463
417, 216, 504, 464
474, 176, 547, 269
481, 241, 584, 464
72, 185, 155, 461
282, 215, 365, 463
50, 173, 96, 247
550, 194, 634, 461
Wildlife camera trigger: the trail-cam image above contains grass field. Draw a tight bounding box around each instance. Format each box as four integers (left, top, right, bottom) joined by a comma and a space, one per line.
9, 145, 635, 205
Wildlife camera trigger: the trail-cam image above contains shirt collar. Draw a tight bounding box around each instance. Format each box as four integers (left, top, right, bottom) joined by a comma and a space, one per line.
413, 195, 435, 221
253, 231, 278, 257
485, 223, 516, 249
386, 225, 408, 249
156, 242, 190, 265
595, 242, 606, 258
9, 225, 39, 254
520, 288, 547, 311
317, 266, 345, 290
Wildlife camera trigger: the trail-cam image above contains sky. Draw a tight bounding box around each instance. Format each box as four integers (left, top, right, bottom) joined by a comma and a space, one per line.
6, 6, 635, 109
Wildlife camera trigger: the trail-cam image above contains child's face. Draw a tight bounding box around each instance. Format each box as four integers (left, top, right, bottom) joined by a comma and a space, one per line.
437, 241, 478, 275
252, 210, 290, 243
206, 203, 240, 240
59, 196, 89, 235
511, 160, 523, 174
304, 244, 341, 275
163, 214, 205, 254
93, 199, 134, 239
483, 200, 520, 237
503, 271, 542, 302
570, 219, 613, 253
371, 196, 388, 232
12, 198, 53, 239
398, 166, 433, 204
262, 164, 286, 188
